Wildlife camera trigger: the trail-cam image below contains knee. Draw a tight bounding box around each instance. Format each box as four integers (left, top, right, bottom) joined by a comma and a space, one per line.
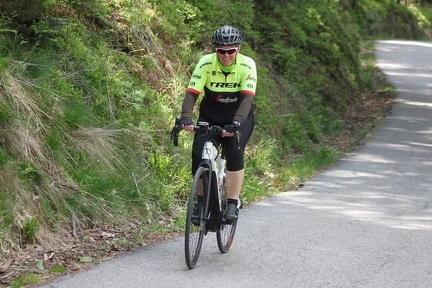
226, 153, 244, 171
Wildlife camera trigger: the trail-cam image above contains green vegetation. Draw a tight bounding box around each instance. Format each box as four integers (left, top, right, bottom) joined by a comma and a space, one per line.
10, 273, 40, 288
0, 0, 430, 284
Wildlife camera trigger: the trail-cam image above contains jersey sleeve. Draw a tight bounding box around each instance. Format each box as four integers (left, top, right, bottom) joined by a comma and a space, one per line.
240, 56, 257, 96
186, 55, 212, 95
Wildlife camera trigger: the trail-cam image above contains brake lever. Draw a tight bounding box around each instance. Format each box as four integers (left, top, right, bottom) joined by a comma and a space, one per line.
235, 130, 242, 152
170, 117, 182, 147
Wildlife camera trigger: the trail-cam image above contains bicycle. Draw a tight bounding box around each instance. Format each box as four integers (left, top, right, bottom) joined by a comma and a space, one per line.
171, 118, 240, 269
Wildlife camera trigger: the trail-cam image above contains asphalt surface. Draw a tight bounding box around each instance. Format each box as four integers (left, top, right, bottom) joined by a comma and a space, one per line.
39, 40, 432, 288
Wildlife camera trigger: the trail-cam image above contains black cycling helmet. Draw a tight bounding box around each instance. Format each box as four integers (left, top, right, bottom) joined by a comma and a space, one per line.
211, 25, 242, 46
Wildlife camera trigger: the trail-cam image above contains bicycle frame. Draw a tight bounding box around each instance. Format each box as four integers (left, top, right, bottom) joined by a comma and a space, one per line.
201, 140, 226, 210
171, 119, 239, 222
199, 140, 226, 231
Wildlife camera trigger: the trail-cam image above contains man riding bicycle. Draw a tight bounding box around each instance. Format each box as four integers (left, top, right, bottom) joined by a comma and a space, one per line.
179, 25, 257, 223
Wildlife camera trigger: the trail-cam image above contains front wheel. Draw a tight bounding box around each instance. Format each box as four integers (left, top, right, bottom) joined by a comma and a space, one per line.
216, 176, 237, 253
185, 166, 209, 269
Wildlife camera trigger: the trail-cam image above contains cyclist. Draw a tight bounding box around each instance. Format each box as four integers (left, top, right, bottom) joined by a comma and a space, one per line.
179, 25, 257, 223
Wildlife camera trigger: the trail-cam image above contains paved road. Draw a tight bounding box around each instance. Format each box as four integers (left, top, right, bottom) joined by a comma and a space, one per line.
39, 40, 432, 288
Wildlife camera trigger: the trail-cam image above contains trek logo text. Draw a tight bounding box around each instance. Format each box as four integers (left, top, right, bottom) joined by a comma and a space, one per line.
210, 82, 241, 88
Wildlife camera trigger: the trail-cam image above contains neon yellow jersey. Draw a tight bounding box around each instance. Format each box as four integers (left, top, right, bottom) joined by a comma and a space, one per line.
186, 53, 257, 123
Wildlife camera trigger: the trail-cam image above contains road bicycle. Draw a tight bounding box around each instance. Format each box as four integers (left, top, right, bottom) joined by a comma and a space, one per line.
171, 118, 240, 269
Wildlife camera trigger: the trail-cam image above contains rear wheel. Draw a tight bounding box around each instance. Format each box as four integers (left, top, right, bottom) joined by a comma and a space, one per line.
185, 166, 209, 269
216, 176, 237, 253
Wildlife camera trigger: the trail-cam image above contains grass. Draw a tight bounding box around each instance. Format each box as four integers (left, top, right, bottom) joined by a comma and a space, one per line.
11, 273, 41, 288
22, 216, 39, 244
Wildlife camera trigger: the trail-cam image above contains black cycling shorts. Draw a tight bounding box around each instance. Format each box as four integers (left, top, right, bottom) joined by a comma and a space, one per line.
191, 113, 254, 174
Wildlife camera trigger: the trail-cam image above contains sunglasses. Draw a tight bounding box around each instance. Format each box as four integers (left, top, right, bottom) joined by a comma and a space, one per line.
216, 47, 239, 55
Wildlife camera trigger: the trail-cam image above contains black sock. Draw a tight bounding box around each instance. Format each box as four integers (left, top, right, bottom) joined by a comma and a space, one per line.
227, 199, 238, 206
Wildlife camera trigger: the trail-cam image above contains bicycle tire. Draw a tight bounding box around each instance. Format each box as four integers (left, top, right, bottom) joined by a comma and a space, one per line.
185, 166, 209, 269
216, 176, 237, 253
